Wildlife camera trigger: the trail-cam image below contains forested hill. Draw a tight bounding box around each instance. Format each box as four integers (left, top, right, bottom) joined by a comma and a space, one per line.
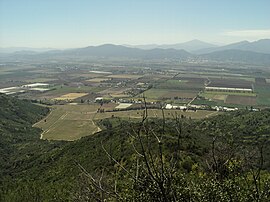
1, 94, 46, 174
0, 94, 64, 186
1, 94, 270, 201
0, 93, 48, 143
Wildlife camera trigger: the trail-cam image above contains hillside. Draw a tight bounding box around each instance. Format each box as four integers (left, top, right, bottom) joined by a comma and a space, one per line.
1, 94, 270, 201
201, 49, 270, 65
128, 40, 217, 52
49, 44, 192, 60
196, 39, 270, 54
0, 94, 64, 191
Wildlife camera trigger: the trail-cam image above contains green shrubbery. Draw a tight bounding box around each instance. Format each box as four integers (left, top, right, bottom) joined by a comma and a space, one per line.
0, 94, 270, 201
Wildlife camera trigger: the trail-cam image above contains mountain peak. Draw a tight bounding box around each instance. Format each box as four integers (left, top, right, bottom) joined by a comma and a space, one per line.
196, 39, 270, 54
186, 39, 206, 43
126, 40, 217, 52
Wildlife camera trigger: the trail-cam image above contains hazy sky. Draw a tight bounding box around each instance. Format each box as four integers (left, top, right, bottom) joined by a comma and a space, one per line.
0, 0, 270, 48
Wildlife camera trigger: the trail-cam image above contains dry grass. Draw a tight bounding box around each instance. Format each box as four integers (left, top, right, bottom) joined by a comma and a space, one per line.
99, 87, 130, 98
55, 93, 88, 100
34, 103, 116, 140
34, 103, 219, 141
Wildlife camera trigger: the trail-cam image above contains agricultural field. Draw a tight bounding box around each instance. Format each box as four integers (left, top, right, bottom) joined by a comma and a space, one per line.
195, 76, 262, 106
107, 74, 143, 79
198, 92, 257, 106
255, 78, 267, 85
70, 73, 109, 79
1, 62, 265, 108
140, 77, 205, 103
31, 85, 105, 100
24, 78, 57, 83
99, 87, 131, 98
86, 77, 111, 82
254, 83, 270, 106
95, 109, 221, 120
202, 91, 256, 98
33, 103, 116, 140
207, 78, 253, 89
157, 79, 200, 90
225, 95, 257, 105
140, 88, 197, 102
1, 59, 270, 141
55, 93, 89, 100
34, 103, 221, 141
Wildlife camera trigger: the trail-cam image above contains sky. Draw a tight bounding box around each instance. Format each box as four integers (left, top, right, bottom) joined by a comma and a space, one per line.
0, 0, 270, 48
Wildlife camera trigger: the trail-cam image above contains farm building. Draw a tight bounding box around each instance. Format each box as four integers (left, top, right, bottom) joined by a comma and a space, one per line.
205, 86, 253, 93
95, 97, 103, 103
165, 104, 187, 110
0, 83, 51, 95
213, 106, 238, 112
22, 83, 50, 88
28, 88, 50, 92
21, 83, 50, 92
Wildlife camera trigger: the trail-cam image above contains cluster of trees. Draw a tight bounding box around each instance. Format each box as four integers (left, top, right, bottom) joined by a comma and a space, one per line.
76, 108, 270, 201
0, 94, 270, 201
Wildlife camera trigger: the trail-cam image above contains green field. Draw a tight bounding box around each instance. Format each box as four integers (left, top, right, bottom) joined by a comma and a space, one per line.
200, 91, 257, 106
199, 82, 270, 106
141, 88, 197, 101
156, 79, 189, 89
255, 84, 270, 106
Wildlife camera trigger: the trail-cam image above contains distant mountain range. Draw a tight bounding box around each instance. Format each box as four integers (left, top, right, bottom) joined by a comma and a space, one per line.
56, 44, 192, 59
125, 39, 218, 52
195, 39, 270, 54
1, 39, 270, 65
0, 47, 55, 54
201, 49, 270, 64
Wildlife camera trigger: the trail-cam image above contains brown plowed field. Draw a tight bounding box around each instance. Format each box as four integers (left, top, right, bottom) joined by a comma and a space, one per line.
225, 95, 257, 105
208, 78, 252, 89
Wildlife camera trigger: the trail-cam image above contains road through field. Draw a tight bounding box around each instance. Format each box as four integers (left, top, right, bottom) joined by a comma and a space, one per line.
91, 120, 101, 134
34, 104, 105, 140
39, 112, 68, 139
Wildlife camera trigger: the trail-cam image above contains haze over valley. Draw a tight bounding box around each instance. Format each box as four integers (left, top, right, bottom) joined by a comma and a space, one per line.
1, 0, 270, 201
